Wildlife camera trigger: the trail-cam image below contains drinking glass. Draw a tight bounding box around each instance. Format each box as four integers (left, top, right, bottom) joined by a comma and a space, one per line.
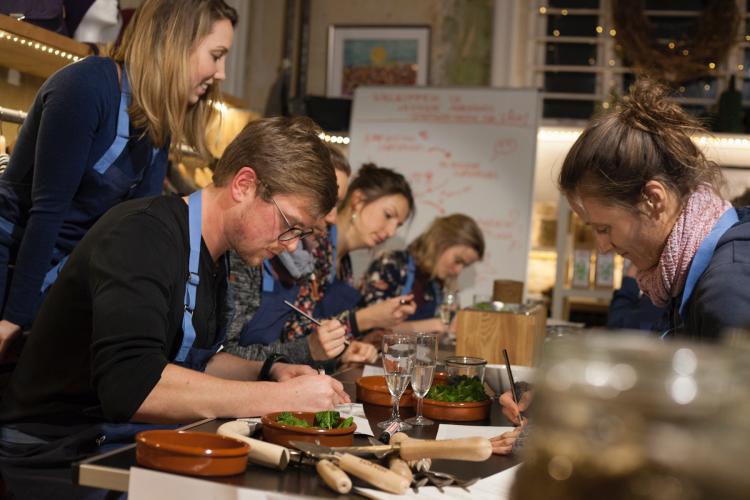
406, 333, 438, 426
439, 290, 460, 345
377, 333, 416, 431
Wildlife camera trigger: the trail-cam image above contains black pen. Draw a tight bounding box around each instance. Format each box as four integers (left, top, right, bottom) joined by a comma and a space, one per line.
502, 348, 525, 426
283, 300, 350, 348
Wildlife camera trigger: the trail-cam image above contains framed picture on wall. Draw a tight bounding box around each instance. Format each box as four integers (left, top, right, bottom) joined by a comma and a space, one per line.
326, 25, 430, 98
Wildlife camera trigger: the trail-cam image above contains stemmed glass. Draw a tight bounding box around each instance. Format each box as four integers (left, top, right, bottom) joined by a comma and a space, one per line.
439, 290, 460, 345
377, 333, 416, 431
405, 333, 438, 426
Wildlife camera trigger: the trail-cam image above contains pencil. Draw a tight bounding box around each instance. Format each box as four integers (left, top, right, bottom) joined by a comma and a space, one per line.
502, 348, 525, 426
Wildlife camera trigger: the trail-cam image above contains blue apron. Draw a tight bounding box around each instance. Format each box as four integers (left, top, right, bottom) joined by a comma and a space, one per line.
0, 66, 168, 320
661, 207, 740, 339
238, 260, 300, 345
401, 253, 443, 321
314, 225, 362, 318
0, 190, 225, 489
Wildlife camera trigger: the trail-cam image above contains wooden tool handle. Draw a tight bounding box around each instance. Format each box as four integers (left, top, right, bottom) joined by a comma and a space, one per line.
336, 453, 410, 495
316, 459, 352, 494
389, 432, 410, 445
216, 425, 290, 470
400, 437, 493, 462
388, 456, 413, 483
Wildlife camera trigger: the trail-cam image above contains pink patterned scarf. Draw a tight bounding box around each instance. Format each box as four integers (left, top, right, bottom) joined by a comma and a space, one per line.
637, 185, 731, 307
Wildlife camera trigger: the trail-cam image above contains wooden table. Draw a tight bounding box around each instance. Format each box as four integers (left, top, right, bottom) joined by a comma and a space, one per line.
74, 363, 521, 497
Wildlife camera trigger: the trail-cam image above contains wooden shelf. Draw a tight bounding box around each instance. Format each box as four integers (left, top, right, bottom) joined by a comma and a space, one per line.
0, 14, 91, 79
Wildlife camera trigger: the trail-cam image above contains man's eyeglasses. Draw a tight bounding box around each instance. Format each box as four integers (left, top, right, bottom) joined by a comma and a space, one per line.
270, 196, 314, 242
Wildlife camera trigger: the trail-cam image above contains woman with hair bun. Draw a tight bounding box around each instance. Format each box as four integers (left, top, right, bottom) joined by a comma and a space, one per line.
559, 78, 750, 340
360, 213, 484, 334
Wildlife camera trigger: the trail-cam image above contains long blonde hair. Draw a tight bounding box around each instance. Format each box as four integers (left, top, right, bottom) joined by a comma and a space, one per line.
111, 0, 237, 158
408, 214, 485, 278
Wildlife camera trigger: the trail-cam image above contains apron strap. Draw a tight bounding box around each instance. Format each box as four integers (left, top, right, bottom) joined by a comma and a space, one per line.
92, 65, 131, 174
679, 207, 740, 316
328, 224, 337, 284
262, 260, 276, 293
176, 190, 202, 363
402, 254, 416, 295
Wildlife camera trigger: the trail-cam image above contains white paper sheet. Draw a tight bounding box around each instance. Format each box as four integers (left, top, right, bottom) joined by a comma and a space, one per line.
436, 423, 516, 440
128, 467, 307, 499
362, 365, 385, 377
335, 402, 374, 436
354, 463, 522, 500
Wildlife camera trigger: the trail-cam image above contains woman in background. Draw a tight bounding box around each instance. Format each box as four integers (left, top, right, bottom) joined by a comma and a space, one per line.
360, 213, 484, 334
313, 163, 418, 338
0, 0, 236, 356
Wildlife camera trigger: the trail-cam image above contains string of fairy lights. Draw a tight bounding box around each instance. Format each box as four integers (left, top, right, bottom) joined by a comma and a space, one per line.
537, 3, 747, 97
0, 29, 82, 62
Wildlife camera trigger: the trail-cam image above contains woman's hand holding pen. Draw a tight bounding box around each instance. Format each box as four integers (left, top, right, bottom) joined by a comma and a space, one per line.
499, 389, 533, 426
490, 427, 523, 455
308, 319, 348, 361
356, 295, 416, 330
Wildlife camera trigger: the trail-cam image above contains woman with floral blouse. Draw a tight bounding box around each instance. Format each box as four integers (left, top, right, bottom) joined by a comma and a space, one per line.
360, 214, 484, 334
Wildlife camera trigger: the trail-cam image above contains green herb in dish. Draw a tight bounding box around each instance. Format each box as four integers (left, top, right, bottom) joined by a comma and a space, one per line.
425, 375, 489, 402
276, 411, 311, 428
314, 410, 339, 430
276, 411, 354, 430
336, 416, 354, 429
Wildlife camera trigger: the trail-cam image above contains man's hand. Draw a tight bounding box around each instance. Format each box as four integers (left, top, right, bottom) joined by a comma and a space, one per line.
308, 319, 347, 361
340, 340, 378, 364
269, 362, 317, 382
0, 319, 22, 361
277, 374, 351, 411
490, 427, 522, 455
499, 389, 533, 426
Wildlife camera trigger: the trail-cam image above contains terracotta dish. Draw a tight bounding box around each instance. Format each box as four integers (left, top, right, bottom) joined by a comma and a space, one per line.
261, 411, 356, 448
355, 375, 414, 407
135, 430, 249, 477
421, 398, 492, 422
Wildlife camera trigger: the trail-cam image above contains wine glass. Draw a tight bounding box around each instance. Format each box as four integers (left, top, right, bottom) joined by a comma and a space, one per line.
439, 290, 460, 345
377, 333, 416, 431
405, 333, 438, 426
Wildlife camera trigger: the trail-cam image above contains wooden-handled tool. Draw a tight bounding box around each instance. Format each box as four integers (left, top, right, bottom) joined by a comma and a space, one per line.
315, 436, 493, 462
389, 432, 431, 472
291, 441, 410, 495
316, 459, 352, 494
216, 420, 290, 470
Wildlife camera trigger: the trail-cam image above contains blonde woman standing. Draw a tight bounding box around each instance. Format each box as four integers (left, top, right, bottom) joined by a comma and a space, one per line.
0, 0, 236, 357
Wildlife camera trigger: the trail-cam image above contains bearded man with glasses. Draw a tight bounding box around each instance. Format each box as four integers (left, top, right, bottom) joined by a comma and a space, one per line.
0, 117, 350, 495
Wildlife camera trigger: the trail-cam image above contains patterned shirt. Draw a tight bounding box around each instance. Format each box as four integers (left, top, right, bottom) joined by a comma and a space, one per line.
223, 250, 317, 364
284, 230, 358, 340
360, 249, 441, 319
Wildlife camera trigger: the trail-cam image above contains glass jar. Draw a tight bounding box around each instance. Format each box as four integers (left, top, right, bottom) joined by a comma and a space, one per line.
510, 331, 750, 500
445, 356, 487, 383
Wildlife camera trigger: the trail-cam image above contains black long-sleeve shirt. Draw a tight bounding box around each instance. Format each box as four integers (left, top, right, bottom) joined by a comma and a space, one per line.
0, 196, 225, 433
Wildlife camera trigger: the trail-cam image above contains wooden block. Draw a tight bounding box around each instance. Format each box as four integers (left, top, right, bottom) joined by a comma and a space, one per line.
455, 305, 546, 366
492, 280, 524, 303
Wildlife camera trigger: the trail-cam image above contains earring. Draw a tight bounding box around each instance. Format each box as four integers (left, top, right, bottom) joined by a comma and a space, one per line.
351, 212, 358, 223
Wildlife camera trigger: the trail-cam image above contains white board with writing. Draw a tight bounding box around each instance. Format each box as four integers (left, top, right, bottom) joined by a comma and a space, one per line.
348, 86, 539, 306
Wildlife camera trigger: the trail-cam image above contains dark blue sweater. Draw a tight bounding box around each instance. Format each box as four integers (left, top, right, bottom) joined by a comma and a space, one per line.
675, 207, 750, 340
0, 57, 166, 327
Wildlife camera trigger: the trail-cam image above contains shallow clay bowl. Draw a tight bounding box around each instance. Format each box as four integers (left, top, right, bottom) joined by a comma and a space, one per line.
135, 430, 249, 477
261, 411, 356, 448
421, 398, 492, 422
355, 375, 414, 407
